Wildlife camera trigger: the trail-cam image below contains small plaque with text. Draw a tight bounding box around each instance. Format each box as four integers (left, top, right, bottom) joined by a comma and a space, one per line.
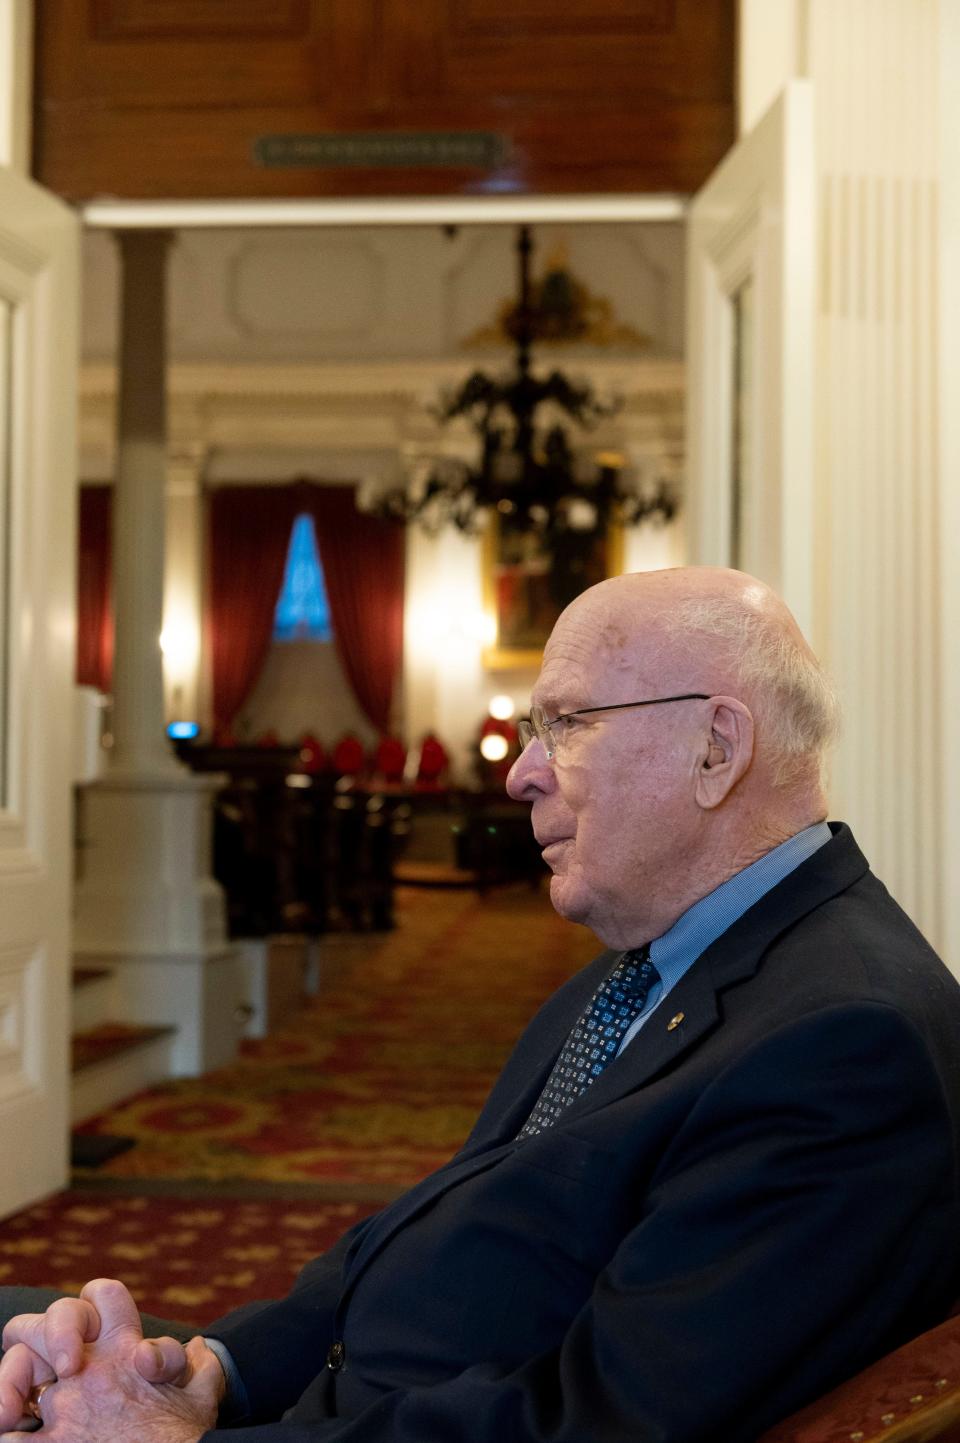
253, 132, 508, 170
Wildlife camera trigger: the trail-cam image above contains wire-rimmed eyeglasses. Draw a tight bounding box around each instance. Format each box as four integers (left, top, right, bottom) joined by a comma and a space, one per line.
518, 694, 710, 761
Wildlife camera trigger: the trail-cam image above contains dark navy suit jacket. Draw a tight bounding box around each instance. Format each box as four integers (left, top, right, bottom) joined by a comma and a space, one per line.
203, 825, 960, 1443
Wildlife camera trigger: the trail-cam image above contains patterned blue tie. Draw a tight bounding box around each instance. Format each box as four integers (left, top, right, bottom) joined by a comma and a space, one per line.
518, 947, 659, 1139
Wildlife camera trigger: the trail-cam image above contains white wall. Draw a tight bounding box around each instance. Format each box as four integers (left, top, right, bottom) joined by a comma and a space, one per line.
0, 0, 32, 173
736, 0, 804, 136
808, 0, 944, 946
737, 0, 955, 962
937, 0, 960, 971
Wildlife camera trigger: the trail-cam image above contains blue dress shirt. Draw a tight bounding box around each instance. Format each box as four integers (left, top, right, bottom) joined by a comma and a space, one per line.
617, 819, 832, 1054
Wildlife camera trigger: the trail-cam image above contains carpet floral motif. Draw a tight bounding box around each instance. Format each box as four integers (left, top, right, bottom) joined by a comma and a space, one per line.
74, 886, 598, 1186
0, 1193, 379, 1328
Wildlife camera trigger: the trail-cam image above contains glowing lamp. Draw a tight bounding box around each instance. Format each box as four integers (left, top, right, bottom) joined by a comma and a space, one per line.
480, 733, 510, 763
488, 694, 516, 721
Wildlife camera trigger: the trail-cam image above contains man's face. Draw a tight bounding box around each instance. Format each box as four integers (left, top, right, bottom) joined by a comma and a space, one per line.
506, 593, 708, 948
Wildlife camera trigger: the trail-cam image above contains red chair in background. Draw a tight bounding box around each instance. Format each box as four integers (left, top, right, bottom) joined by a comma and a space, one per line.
759, 1308, 960, 1443
298, 732, 327, 774
414, 732, 449, 790
373, 734, 406, 784
331, 733, 366, 778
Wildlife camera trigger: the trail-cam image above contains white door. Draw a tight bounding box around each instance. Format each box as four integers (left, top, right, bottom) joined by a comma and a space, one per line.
0, 165, 79, 1217
685, 81, 815, 635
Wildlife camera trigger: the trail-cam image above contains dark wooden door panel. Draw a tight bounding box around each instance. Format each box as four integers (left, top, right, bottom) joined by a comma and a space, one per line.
432, 0, 730, 99
91, 0, 314, 41
34, 0, 734, 199
37, 0, 337, 107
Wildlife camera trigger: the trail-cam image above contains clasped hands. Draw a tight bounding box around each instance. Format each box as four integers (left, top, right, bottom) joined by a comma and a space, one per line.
0, 1278, 223, 1441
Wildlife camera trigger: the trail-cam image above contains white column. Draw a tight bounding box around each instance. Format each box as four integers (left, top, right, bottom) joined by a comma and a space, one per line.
110, 230, 180, 776
73, 233, 244, 1074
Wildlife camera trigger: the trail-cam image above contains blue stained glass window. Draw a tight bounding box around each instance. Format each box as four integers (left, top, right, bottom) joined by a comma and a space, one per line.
273, 513, 333, 642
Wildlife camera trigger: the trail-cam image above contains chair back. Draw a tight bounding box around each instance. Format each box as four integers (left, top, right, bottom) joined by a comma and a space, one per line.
759, 1309, 960, 1443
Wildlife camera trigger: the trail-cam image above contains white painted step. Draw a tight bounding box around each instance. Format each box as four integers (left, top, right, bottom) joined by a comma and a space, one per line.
71, 1024, 177, 1125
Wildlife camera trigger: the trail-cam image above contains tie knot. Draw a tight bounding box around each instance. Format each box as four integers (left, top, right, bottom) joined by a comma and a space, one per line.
618, 946, 658, 994
621, 944, 651, 967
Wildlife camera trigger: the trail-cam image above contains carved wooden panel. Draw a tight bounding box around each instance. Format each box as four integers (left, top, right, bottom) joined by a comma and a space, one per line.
91, 0, 312, 40
33, 0, 734, 200
451, 0, 676, 37
427, 0, 730, 98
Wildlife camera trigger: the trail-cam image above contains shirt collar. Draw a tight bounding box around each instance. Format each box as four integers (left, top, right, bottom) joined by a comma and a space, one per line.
648, 820, 833, 995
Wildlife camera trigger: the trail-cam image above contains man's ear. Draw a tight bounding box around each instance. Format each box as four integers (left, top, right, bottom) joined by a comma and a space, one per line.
694, 697, 754, 809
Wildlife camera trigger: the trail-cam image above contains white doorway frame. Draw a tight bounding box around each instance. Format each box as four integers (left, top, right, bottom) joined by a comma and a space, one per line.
81, 195, 687, 231
684, 81, 815, 635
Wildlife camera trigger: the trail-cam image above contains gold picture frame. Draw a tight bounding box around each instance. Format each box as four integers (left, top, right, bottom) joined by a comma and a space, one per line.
482, 516, 624, 670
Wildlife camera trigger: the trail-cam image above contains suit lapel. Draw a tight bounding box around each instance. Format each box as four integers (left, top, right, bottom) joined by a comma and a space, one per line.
343, 826, 869, 1291
553, 961, 722, 1122
456, 947, 620, 1152
531, 824, 870, 1123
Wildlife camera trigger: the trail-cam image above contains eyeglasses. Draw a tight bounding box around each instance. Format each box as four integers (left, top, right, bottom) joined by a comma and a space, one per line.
518, 694, 710, 761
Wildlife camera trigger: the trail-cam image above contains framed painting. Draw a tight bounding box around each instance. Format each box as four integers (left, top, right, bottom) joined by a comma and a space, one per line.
482, 515, 623, 669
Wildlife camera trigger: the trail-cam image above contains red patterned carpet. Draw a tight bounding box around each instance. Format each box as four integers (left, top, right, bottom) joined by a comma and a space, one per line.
73, 885, 597, 1188
0, 884, 598, 1323
0, 1192, 379, 1329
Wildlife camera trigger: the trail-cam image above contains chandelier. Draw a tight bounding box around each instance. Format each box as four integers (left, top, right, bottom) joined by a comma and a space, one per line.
362, 226, 678, 545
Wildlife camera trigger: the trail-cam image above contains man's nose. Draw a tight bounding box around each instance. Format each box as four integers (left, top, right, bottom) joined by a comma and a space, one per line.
506, 739, 555, 800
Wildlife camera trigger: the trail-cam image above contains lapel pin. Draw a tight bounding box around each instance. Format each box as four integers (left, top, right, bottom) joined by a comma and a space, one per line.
667, 1012, 685, 1032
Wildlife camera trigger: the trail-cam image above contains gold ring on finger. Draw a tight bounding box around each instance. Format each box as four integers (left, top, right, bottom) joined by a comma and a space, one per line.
24, 1381, 54, 1422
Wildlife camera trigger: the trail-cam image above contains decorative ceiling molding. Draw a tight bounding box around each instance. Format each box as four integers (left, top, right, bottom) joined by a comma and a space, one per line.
80, 357, 684, 401
79, 358, 684, 484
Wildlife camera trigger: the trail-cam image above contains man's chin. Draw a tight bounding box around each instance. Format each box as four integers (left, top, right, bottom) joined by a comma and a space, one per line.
548, 871, 591, 925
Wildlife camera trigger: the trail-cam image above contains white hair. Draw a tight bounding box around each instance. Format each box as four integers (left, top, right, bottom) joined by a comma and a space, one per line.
663, 596, 842, 791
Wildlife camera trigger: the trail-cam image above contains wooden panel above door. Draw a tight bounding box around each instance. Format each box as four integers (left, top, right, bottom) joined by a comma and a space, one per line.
33, 0, 735, 200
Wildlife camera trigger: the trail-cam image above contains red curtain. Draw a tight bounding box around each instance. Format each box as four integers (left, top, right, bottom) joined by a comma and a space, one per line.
208, 486, 300, 731
76, 485, 113, 691
207, 482, 406, 735
306, 485, 406, 735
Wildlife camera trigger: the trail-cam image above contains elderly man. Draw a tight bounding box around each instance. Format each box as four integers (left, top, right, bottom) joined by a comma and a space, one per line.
2, 566, 959, 1443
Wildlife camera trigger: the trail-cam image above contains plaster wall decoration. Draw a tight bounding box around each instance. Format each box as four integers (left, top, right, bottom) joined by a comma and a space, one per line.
227, 235, 383, 342
80, 222, 685, 368
447, 225, 684, 358
169, 234, 259, 358
441, 228, 511, 353
78, 359, 685, 490
202, 446, 406, 490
